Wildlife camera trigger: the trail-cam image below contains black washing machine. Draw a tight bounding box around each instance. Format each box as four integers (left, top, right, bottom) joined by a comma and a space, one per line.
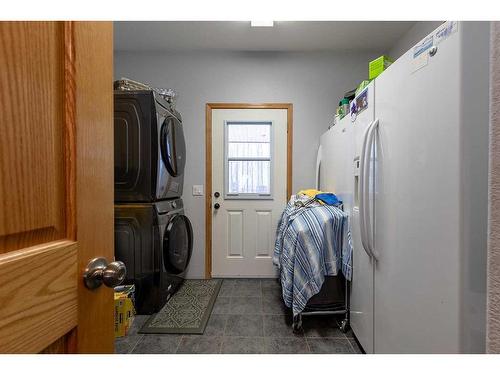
114, 199, 193, 314
114, 90, 186, 202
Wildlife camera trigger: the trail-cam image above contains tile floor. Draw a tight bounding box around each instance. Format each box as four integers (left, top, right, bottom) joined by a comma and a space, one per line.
116, 278, 363, 354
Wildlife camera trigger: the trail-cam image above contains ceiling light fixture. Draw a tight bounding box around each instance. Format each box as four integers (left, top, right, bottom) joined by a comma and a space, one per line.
250, 21, 274, 27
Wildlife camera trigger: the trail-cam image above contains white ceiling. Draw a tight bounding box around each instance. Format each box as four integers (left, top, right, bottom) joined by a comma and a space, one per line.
114, 21, 416, 52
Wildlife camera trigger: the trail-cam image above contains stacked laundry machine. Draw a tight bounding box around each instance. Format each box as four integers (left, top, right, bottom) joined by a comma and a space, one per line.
113, 81, 193, 315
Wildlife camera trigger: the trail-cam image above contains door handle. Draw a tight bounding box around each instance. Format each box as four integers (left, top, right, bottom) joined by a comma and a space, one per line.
83, 257, 126, 290
363, 119, 380, 260
214, 203, 220, 210
360, 119, 379, 260
359, 120, 374, 258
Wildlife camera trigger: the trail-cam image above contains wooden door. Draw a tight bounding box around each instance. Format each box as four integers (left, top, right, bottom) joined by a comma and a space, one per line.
0, 21, 114, 353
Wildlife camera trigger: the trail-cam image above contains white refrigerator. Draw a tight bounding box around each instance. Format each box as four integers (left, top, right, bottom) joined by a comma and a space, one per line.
318, 21, 490, 353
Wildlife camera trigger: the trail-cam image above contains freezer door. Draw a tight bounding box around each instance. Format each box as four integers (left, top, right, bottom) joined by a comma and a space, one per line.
318, 126, 336, 191
349, 82, 376, 354
373, 22, 488, 353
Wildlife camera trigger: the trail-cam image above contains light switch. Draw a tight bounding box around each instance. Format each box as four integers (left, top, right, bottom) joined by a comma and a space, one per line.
192, 185, 204, 196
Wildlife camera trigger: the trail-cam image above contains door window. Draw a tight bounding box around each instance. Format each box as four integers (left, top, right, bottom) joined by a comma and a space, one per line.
224, 121, 273, 199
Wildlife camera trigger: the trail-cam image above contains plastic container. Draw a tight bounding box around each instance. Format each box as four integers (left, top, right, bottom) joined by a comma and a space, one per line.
340, 98, 350, 118
336, 105, 344, 119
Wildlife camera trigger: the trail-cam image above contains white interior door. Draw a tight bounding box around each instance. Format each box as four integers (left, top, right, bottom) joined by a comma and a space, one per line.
212, 108, 288, 277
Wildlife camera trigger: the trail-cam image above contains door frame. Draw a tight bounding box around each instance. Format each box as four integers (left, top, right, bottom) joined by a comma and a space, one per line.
205, 103, 293, 278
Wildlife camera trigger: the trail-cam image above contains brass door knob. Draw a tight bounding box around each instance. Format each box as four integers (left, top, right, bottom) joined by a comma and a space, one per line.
83, 257, 126, 290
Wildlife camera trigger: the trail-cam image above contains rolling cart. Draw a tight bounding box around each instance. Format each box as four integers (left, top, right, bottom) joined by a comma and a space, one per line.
275, 197, 352, 334
291, 275, 350, 333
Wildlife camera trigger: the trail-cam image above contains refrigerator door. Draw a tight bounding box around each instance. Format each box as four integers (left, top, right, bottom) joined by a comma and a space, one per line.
373, 23, 488, 353
349, 82, 375, 354
318, 115, 353, 210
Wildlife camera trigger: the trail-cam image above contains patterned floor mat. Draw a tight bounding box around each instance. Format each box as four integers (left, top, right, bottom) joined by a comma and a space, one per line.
139, 279, 222, 334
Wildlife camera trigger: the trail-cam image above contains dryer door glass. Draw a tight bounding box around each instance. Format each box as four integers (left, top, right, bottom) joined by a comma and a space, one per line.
160, 116, 186, 177
163, 214, 193, 274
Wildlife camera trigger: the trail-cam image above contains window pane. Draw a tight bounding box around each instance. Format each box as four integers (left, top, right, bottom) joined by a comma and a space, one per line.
228, 160, 271, 195
228, 142, 270, 158
227, 122, 271, 158
227, 123, 271, 143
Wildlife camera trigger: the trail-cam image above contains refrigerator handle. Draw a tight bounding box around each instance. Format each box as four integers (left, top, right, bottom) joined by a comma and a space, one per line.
359, 120, 374, 258
315, 144, 322, 190
364, 119, 380, 260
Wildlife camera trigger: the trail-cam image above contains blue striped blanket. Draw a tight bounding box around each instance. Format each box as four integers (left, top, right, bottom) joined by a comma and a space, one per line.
273, 196, 352, 316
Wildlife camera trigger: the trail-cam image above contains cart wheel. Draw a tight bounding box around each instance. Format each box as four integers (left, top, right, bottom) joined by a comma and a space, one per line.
292, 315, 303, 333
339, 319, 349, 333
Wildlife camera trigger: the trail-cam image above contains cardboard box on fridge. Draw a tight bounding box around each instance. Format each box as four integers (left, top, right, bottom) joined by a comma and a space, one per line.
369, 55, 393, 80
114, 285, 136, 338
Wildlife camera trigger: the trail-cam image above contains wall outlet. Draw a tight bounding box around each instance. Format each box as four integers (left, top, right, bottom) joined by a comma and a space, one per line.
192, 185, 204, 196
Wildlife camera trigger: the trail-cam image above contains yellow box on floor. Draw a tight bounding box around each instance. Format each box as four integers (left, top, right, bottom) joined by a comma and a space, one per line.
114, 285, 136, 338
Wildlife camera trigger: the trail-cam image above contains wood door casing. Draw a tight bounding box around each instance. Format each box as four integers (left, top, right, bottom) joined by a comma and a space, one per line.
0, 21, 114, 353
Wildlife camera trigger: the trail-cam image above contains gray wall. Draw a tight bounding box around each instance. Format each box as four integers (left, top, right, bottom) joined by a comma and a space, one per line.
388, 21, 444, 61
114, 50, 379, 278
